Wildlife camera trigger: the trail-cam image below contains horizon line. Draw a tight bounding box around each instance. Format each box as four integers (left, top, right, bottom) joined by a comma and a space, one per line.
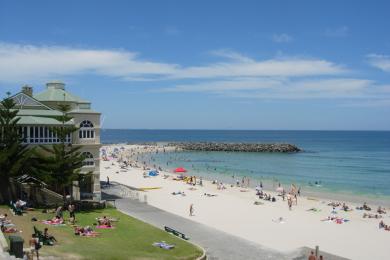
101, 128, 390, 132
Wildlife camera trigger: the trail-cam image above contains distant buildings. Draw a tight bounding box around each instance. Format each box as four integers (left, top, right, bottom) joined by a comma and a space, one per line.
10, 81, 101, 200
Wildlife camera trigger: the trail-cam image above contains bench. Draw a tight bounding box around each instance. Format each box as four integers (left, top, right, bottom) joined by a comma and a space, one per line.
164, 226, 189, 240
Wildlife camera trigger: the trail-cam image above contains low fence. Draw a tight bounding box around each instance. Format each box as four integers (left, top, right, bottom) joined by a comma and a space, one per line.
117, 185, 148, 204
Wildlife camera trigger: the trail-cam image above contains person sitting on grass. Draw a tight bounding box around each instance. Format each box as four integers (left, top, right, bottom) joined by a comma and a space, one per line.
43, 228, 57, 243
98, 216, 111, 227
0, 213, 11, 224
55, 206, 64, 219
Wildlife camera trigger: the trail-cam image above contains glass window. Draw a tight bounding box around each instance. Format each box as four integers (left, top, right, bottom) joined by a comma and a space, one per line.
79, 120, 95, 139
82, 152, 94, 166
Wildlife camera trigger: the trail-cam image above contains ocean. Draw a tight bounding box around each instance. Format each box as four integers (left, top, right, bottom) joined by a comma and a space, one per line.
101, 129, 390, 202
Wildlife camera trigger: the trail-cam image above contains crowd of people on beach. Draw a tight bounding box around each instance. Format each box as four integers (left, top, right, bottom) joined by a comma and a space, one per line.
102, 144, 390, 239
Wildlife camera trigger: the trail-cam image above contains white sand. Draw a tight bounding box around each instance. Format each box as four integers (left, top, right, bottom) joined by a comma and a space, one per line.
100, 144, 390, 260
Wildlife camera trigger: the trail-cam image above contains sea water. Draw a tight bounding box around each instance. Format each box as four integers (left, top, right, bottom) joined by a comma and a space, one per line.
101, 130, 390, 202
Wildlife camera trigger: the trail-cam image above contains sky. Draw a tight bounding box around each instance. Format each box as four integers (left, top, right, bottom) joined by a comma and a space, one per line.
0, 0, 389, 130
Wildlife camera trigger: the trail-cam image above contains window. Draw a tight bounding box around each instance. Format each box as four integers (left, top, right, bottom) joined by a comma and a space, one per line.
79, 120, 95, 139
82, 152, 94, 166
22, 126, 71, 144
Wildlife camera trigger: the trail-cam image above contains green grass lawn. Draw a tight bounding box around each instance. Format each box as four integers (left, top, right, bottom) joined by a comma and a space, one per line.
1, 206, 202, 260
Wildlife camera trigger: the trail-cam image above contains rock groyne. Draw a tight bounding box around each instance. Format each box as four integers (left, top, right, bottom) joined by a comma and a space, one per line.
169, 142, 301, 153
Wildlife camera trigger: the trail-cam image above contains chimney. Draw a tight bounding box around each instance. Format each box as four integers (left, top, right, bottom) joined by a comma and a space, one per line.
22, 85, 33, 96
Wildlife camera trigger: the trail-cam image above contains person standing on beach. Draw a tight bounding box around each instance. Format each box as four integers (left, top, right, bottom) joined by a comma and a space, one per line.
107, 176, 110, 186
287, 195, 292, 210
189, 204, 194, 216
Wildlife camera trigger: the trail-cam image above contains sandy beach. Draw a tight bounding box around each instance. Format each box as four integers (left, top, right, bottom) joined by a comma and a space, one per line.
100, 144, 390, 260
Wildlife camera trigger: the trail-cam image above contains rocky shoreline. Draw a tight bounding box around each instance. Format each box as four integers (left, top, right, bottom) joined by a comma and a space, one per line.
168, 142, 301, 153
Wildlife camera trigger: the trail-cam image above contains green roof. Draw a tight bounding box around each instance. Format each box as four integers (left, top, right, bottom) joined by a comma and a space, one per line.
16, 109, 63, 117
34, 88, 89, 103
68, 108, 101, 114
17, 116, 73, 125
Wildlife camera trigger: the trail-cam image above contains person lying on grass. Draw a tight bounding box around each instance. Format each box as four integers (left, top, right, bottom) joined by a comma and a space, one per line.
43, 215, 64, 225
74, 226, 100, 237
1, 224, 17, 233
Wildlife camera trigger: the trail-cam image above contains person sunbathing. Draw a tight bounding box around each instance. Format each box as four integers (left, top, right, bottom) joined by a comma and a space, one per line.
379, 220, 385, 229
363, 213, 382, 219
97, 216, 112, 227
1, 224, 17, 233
171, 191, 186, 196
328, 202, 341, 207
377, 206, 386, 214
74, 226, 99, 236
363, 202, 371, 211
44, 215, 64, 225
342, 203, 351, 211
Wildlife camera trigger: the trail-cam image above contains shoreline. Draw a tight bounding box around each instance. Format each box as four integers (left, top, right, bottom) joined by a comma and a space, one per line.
135, 143, 390, 207
100, 143, 390, 260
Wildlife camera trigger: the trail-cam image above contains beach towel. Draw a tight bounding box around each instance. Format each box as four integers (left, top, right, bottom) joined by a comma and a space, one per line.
153, 241, 175, 250
96, 225, 115, 229
79, 232, 100, 237
42, 220, 65, 226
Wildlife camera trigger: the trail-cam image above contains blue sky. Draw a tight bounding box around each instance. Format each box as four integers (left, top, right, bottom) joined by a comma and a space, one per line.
0, 0, 390, 130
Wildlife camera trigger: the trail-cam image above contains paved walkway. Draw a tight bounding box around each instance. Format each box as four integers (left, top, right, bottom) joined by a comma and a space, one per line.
115, 198, 288, 260
102, 183, 348, 260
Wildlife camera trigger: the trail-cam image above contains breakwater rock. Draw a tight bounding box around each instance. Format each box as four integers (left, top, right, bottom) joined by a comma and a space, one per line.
169, 142, 301, 153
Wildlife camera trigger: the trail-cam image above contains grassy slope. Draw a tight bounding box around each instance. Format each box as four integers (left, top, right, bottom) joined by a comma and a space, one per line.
0, 206, 202, 260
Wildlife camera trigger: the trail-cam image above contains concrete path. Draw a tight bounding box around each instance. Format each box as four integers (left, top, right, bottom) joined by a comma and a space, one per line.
115, 198, 288, 260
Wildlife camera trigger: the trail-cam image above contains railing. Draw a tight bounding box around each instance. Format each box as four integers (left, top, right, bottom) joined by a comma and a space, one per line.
78, 138, 98, 144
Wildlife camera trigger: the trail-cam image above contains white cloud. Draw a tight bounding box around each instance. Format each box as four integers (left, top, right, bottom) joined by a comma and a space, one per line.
272, 33, 293, 43
367, 54, 390, 72
0, 43, 346, 83
0, 42, 388, 105
0, 43, 178, 83
161, 78, 390, 101
169, 49, 346, 79
324, 26, 349, 37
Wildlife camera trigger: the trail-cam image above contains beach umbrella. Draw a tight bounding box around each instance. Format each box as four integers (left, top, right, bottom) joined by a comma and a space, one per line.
174, 167, 187, 173
149, 170, 159, 176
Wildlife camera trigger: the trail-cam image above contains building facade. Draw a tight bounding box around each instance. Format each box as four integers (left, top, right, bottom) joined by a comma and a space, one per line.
10, 81, 101, 200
